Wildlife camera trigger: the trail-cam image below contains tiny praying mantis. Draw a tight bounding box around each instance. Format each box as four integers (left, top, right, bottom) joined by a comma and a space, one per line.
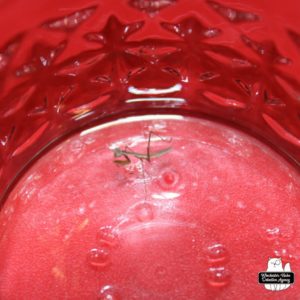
112, 131, 172, 166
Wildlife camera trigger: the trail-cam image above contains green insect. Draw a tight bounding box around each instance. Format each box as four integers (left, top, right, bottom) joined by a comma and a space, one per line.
112, 131, 172, 165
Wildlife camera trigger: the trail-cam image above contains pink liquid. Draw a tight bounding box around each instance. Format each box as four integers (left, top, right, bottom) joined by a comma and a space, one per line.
1, 115, 299, 299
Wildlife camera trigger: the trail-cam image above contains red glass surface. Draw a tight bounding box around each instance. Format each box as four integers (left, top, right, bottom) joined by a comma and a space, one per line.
0, 1, 300, 299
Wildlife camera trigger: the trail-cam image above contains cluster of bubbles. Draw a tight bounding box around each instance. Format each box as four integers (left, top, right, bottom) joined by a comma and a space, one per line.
265, 226, 299, 262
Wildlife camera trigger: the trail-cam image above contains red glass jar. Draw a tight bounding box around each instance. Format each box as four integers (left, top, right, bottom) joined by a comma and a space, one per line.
0, 1, 300, 299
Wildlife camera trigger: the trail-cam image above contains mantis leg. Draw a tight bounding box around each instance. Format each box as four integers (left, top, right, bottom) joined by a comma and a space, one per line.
114, 153, 131, 165
146, 131, 172, 162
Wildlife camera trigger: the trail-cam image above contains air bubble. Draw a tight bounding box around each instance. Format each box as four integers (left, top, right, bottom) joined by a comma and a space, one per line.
236, 201, 246, 209
266, 227, 280, 241
207, 266, 231, 288
206, 243, 229, 264
134, 202, 154, 222
273, 247, 299, 261
265, 227, 294, 242
98, 285, 120, 300
98, 226, 119, 248
87, 248, 110, 269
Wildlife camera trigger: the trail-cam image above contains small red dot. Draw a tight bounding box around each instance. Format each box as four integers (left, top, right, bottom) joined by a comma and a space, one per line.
163, 171, 175, 185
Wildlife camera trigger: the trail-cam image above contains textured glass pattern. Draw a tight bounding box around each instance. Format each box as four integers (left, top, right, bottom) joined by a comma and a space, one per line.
0, 0, 299, 203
